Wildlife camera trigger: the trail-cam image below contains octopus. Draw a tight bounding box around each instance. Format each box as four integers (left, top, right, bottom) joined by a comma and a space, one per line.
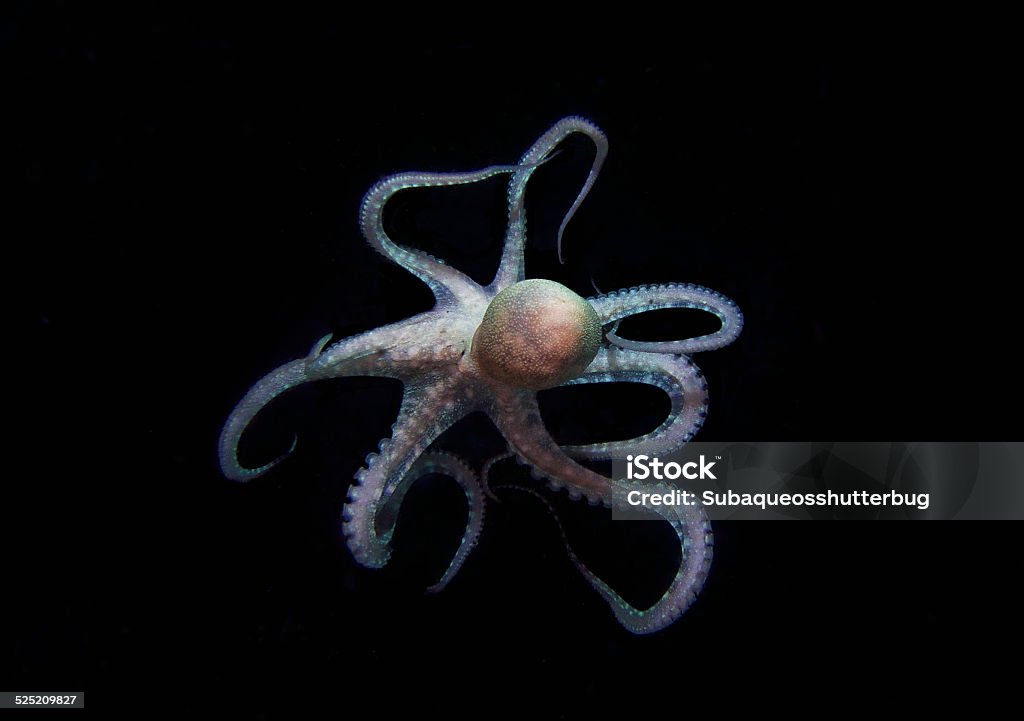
219, 117, 743, 634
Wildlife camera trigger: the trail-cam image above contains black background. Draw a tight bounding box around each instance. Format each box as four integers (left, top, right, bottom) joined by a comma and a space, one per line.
7, 6, 1020, 715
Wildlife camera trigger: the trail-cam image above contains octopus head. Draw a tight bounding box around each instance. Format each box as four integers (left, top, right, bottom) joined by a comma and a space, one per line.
471, 279, 601, 390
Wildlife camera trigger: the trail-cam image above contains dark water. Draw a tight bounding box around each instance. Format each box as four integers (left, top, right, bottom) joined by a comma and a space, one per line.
9, 8, 1020, 715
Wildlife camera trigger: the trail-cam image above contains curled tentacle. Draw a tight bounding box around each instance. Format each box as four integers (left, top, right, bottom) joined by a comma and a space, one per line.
305, 332, 334, 361
370, 451, 485, 592
492, 117, 608, 289
588, 283, 743, 354
405, 453, 486, 593
342, 378, 473, 568
559, 347, 709, 460
488, 391, 713, 634
481, 450, 515, 502
493, 482, 712, 634
218, 358, 311, 482
220, 320, 443, 482
361, 164, 538, 303
599, 481, 713, 635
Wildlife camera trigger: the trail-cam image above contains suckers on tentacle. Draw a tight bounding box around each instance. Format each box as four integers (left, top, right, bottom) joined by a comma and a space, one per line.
218, 117, 742, 635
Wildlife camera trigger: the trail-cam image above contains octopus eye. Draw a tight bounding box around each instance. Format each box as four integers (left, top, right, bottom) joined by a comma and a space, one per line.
472, 279, 601, 390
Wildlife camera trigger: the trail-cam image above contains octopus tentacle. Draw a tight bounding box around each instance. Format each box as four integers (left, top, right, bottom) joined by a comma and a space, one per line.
493, 482, 712, 634
342, 378, 473, 568
312, 310, 493, 382
369, 451, 484, 592
306, 332, 334, 361
492, 117, 608, 290
489, 390, 609, 505
397, 452, 486, 593
218, 358, 312, 482
588, 283, 743, 354
220, 320, 446, 482
559, 348, 709, 460
488, 391, 713, 634
481, 450, 515, 502
361, 164, 536, 303
489, 481, 597, 583
588, 483, 713, 635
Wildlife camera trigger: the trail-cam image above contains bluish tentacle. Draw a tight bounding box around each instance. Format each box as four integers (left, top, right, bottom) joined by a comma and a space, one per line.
342, 377, 473, 568
488, 391, 714, 634
220, 320, 444, 482
480, 451, 515, 502
218, 358, 311, 482
384, 452, 486, 593
369, 451, 484, 592
310, 311, 479, 382
559, 347, 709, 460
596, 481, 714, 635
489, 390, 610, 505
588, 283, 743, 354
492, 117, 608, 290
361, 164, 535, 303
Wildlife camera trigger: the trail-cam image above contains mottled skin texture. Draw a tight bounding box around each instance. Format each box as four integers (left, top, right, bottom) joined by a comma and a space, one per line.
472, 279, 601, 390
219, 118, 743, 634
